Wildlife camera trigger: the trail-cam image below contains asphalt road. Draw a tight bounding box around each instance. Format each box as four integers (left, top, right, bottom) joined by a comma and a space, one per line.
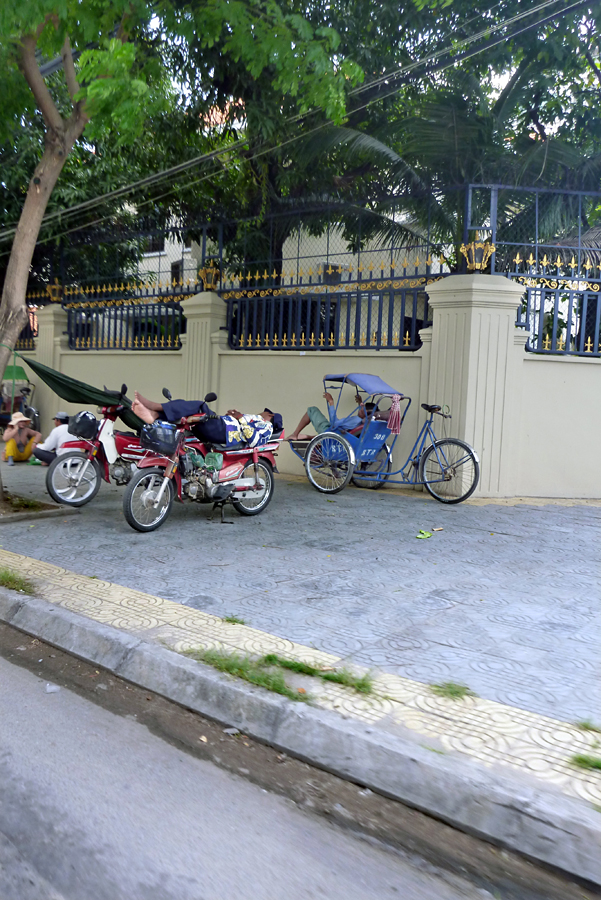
0, 653, 495, 900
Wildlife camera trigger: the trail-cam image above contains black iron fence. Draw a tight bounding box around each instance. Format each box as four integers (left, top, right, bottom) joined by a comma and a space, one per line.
16, 312, 38, 351
465, 184, 601, 357
67, 302, 185, 351
226, 286, 433, 351
25, 185, 601, 356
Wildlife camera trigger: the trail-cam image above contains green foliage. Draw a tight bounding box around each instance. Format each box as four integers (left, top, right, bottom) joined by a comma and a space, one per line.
0, 567, 35, 594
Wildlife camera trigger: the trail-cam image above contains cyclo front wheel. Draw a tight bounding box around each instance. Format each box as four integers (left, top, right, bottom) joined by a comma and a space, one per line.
351, 444, 393, 490
418, 439, 479, 504
305, 432, 354, 494
123, 467, 175, 532
46, 451, 102, 507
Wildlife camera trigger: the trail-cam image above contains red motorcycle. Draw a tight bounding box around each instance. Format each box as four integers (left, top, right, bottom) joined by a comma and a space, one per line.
122, 398, 283, 532
46, 384, 148, 507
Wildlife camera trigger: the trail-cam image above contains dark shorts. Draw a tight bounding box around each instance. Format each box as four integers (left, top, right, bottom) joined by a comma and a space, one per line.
160, 399, 226, 444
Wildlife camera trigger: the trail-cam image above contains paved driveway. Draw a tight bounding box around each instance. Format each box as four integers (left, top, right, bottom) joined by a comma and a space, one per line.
2, 462, 600, 723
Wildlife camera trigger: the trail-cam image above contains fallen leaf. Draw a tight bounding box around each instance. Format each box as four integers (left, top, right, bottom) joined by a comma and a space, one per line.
298, 687, 307, 694
416, 530, 432, 539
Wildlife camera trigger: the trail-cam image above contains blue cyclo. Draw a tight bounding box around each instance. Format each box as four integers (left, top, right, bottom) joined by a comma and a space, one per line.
289, 373, 479, 503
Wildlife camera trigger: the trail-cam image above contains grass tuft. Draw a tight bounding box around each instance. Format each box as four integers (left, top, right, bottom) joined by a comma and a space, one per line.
262, 653, 373, 694
0, 567, 35, 594
223, 615, 246, 625
8, 496, 44, 511
185, 648, 309, 702
430, 681, 476, 701
575, 719, 601, 734
571, 754, 601, 771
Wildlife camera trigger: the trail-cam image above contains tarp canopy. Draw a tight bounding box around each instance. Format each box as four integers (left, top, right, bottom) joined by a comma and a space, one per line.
20, 357, 145, 432
324, 373, 402, 397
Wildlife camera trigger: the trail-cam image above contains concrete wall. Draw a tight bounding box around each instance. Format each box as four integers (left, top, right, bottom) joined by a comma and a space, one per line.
24, 277, 601, 498
516, 355, 601, 498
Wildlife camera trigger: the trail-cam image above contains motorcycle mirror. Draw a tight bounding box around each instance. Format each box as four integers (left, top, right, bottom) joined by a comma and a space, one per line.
162, 387, 172, 401
204, 392, 217, 403
121, 384, 128, 397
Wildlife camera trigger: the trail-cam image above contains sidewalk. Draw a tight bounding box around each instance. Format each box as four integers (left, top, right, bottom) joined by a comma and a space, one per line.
1, 463, 600, 881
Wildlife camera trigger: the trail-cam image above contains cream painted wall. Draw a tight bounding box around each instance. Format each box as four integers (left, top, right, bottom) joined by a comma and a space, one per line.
215, 349, 426, 476
516, 355, 601, 498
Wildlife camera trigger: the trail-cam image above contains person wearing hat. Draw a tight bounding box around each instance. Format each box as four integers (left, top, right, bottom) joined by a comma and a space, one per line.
2, 412, 42, 466
32, 412, 75, 466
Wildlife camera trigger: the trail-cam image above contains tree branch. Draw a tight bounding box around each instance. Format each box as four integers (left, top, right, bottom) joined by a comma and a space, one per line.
61, 33, 80, 101
19, 32, 64, 135
583, 47, 601, 89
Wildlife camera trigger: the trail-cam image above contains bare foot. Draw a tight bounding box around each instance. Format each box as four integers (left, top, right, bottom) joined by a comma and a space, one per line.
287, 433, 313, 441
132, 399, 156, 425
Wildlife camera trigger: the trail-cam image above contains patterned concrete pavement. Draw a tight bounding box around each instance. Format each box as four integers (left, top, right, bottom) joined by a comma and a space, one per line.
1, 545, 601, 810
1, 461, 600, 728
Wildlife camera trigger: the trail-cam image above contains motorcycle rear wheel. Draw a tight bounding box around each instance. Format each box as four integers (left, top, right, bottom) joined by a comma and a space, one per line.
231, 460, 274, 516
46, 451, 102, 507
123, 467, 175, 532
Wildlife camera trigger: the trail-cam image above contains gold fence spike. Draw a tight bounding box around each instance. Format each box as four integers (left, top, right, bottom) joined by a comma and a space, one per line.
382, 332, 387, 345
415, 256, 420, 267
282, 333, 287, 346
585, 336, 593, 352
542, 335, 551, 350
372, 331, 377, 345
256, 334, 261, 346
300, 333, 305, 346
556, 255, 562, 267
329, 332, 334, 346
542, 254, 548, 267
557, 336, 565, 351
527, 254, 535, 267
426, 256, 432, 267
402, 258, 409, 268
513, 253, 522, 266
570, 256, 576, 268
404, 331, 410, 346
360, 332, 366, 346
291, 333, 296, 346
350, 332, 355, 345
273, 334, 278, 346
319, 334, 325, 346
247, 334, 253, 346
378, 260, 385, 270
310, 332, 315, 346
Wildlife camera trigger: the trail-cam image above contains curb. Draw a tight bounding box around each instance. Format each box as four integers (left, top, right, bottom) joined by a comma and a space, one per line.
1, 590, 599, 886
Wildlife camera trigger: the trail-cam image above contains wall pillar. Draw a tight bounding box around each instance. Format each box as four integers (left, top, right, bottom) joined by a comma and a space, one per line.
426, 274, 526, 497
30, 304, 68, 433
180, 292, 227, 400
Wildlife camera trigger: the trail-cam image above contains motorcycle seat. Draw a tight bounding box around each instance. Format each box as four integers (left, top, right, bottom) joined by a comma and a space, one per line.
115, 430, 138, 438
210, 441, 246, 451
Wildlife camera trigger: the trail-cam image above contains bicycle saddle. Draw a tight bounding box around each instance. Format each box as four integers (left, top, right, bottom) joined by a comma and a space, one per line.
421, 403, 441, 413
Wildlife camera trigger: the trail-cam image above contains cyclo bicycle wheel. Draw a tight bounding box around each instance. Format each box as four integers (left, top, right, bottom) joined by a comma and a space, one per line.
305, 432, 354, 494
418, 439, 479, 504
351, 444, 393, 490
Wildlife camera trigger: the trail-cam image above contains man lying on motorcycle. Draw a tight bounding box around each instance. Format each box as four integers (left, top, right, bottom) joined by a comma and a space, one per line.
132, 392, 282, 448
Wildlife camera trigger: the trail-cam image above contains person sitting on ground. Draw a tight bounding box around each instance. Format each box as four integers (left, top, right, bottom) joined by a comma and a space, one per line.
2, 412, 42, 465
32, 412, 75, 466
131, 392, 282, 448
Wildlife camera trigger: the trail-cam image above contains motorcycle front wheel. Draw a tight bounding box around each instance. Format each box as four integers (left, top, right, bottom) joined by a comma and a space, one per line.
231, 460, 274, 516
123, 467, 175, 532
46, 451, 103, 507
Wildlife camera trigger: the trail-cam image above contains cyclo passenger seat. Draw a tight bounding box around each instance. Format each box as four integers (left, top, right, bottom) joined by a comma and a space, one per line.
421, 403, 442, 414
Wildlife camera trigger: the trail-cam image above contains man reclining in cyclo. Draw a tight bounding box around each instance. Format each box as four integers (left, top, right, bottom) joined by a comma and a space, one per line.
132, 392, 282, 448
286, 391, 389, 442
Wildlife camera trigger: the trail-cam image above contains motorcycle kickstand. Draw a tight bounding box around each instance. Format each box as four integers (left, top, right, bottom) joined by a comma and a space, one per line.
209, 501, 233, 524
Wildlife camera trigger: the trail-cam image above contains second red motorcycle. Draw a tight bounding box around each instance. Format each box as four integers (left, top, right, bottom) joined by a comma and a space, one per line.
122, 402, 283, 532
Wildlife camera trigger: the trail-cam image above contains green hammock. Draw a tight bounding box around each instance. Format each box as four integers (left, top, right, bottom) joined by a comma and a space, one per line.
20, 356, 145, 433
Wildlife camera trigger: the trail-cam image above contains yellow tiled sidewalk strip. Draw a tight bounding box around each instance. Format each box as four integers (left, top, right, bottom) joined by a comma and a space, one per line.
2, 548, 599, 807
